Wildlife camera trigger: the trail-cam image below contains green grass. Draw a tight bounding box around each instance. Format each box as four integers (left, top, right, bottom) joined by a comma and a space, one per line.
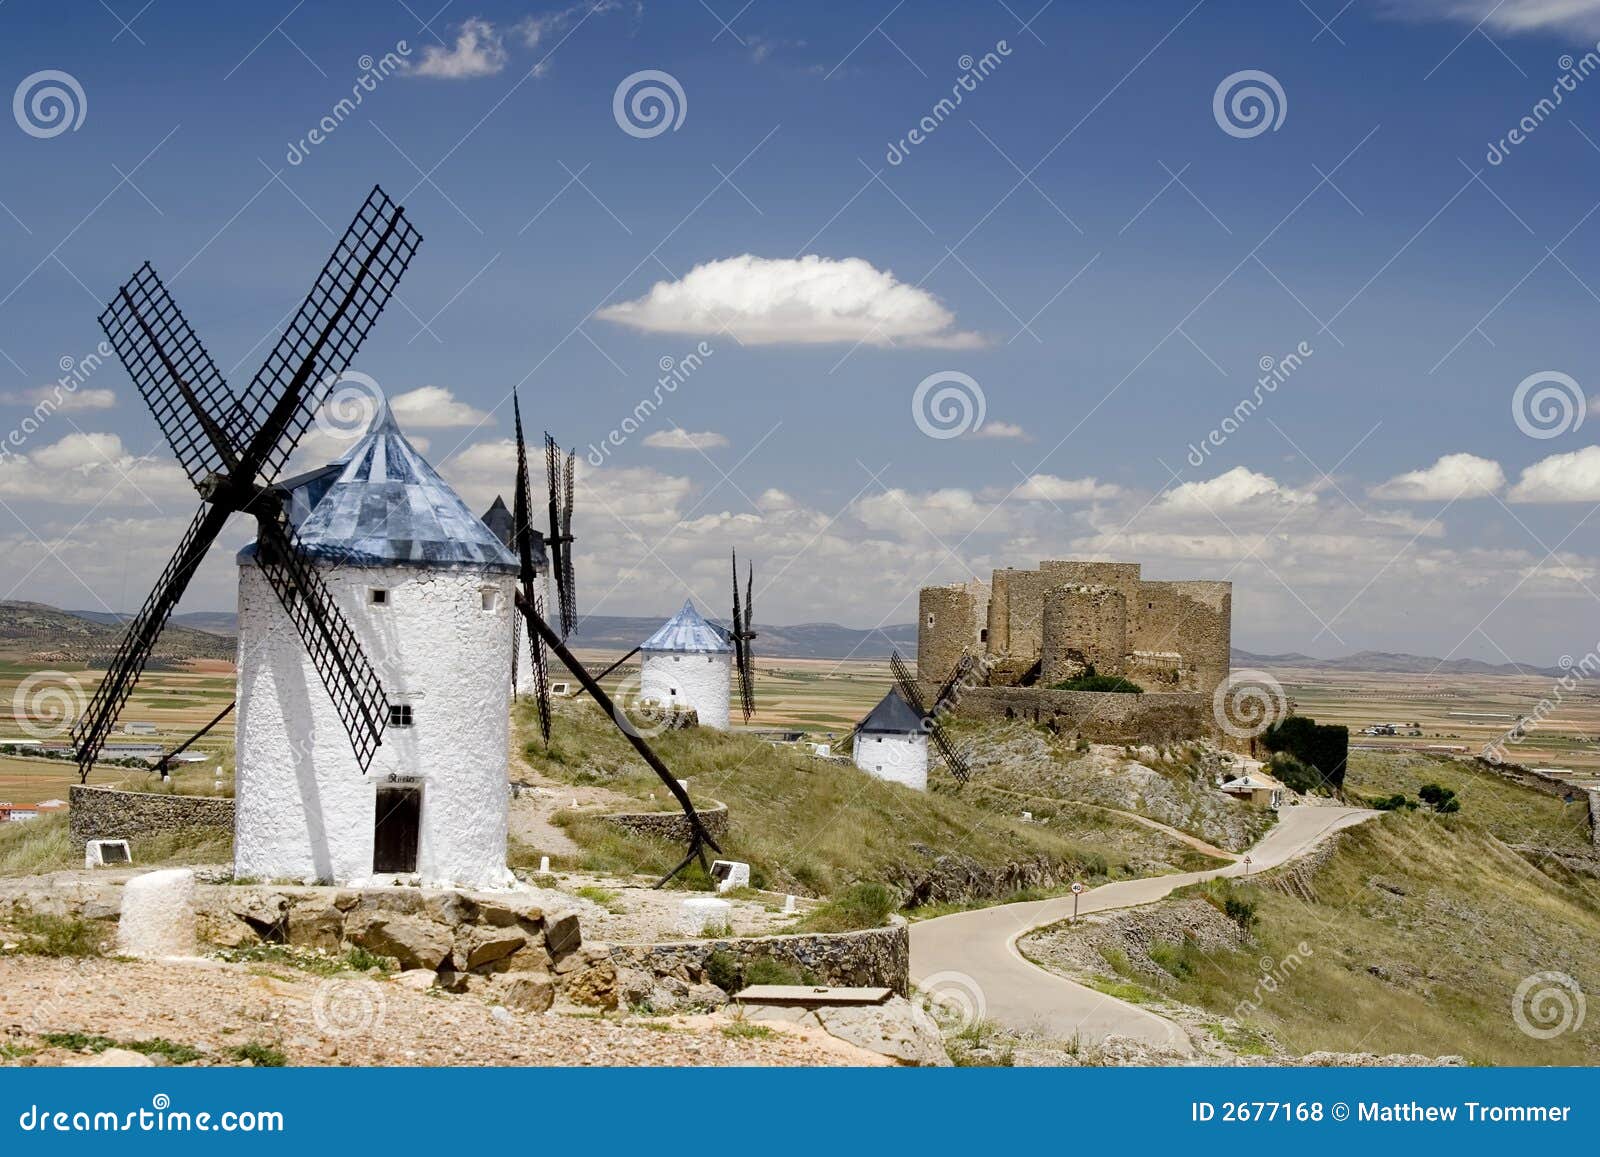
229, 1042, 287, 1067
1148, 803, 1600, 1064
39, 1033, 205, 1063
0, 812, 231, 879
796, 881, 896, 932
1345, 750, 1591, 850
213, 943, 393, 976
720, 1021, 775, 1040
6, 913, 106, 957
520, 698, 1130, 904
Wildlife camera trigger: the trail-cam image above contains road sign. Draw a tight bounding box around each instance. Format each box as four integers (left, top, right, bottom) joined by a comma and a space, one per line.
1070, 881, 1086, 894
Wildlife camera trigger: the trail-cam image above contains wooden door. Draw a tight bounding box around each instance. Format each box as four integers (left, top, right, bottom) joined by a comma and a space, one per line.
373, 786, 421, 873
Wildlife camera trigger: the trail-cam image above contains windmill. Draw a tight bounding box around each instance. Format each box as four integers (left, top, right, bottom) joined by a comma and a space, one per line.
545, 432, 577, 638
888, 650, 971, 783
508, 392, 721, 882
70, 185, 421, 783
729, 550, 757, 723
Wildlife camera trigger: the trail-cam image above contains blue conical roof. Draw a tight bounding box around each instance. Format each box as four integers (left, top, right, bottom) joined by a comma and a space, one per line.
858, 687, 926, 735
641, 599, 732, 653
239, 395, 517, 574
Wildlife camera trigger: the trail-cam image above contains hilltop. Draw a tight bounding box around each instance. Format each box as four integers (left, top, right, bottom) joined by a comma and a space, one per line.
0, 602, 235, 664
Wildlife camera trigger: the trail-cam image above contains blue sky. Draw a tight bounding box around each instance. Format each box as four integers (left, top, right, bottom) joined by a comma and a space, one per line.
1, 0, 1598, 664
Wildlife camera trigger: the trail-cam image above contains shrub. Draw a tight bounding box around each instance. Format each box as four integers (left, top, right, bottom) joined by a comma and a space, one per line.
1263, 715, 1349, 791
229, 1042, 287, 1067
1371, 793, 1417, 811
1418, 783, 1461, 813
743, 957, 807, 987
703, 949, 740, 993
797, 881, 896, 932
1050, 666, 1144, 694
1267, 754, 1323, 795
1223, 897, 1258, 932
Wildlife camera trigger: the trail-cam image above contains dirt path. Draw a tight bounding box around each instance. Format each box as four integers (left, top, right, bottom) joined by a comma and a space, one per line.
909, 806, 1376, 1055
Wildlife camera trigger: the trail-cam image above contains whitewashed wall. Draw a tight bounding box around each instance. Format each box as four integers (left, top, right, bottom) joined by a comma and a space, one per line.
640, 650, 731, 730
853, 731, 929, 791
233, 562, 517, 888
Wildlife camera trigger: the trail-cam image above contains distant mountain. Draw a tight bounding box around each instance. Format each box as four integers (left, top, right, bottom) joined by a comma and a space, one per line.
0, 601, 235, 663
1233, 648, 1565, 680
32, 603, 915, 662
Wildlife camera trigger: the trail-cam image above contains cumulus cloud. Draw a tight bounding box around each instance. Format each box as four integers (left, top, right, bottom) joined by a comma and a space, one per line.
0, 432, 191, 506
390, 386, 491, 428
409, 18, 508, 79
0, 386, 116, 412
969, 420, 1029, 441
1159, 467, 1316, 512
1379, 0, 1600, 36
999, 474, 1122, 502
642, 429, 730, 451
596, 255, 983, 348
1508, 444, 1600, 502
1369, 453, 1506, 501
517, 1, 622, 48
853, 487, 1007, 538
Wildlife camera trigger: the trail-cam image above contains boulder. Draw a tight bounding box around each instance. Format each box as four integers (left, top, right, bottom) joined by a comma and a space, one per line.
394, 969, 440, 992
544, 911, 581, 959
456, 926, 528, 971
423, 891, 476, 928
685, 982, 729, 1010
487, 971, 555, 1013
563, 961, 619, 1009
286, 900, 344, 951
813, 996, 951, 1067
344, 911, 450, 971
228, 891, 290, 940
68, 1048, 155, 1068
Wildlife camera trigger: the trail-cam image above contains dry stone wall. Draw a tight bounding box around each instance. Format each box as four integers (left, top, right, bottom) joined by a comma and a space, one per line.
959, 687, 1213, 744
68, 785, 234, 850
596, 800, 729, 844
607, 919, 909, 996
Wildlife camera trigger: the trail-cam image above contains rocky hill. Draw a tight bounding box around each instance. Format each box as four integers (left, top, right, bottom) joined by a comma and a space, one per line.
0, 601, 235, 664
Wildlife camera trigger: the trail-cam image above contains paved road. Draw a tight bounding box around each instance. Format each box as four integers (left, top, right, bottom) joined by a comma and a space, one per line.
909, 805, 1376, 1054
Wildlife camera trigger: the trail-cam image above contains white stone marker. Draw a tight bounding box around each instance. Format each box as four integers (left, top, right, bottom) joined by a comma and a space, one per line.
677, 897, 733, 936
783, 894, 797, 914
711, 859, 751, 894
117, 868, 197, 959
538, 856, 551, 874
85, 839, 133, 869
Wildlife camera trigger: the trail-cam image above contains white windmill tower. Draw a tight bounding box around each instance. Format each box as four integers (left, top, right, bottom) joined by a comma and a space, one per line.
233, 395, 519, 888
851, 687, 930, 790
638, 600, 733, 730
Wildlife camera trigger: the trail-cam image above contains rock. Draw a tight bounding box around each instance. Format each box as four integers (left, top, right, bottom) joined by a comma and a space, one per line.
544, 911, 581, 959
286, 900, 344, 951
489, 1005, 513, 1025
68, 1048, 155, 1068
564, 961, 618, 1009
229, 891, 290, 939
813, 997, 951, 1067
118, 869, 197, 959
498, 942, 553, 974
433, 969, 472, 994
615, 967, 656, 1008
456, 926, 527, 971
684, 982, 729, 1010
344, 911, 450, 971
487, 971, 555, 1013
423, 892, 476, 928
1012, 1047, 1083, 1067
394, 969, 439, 992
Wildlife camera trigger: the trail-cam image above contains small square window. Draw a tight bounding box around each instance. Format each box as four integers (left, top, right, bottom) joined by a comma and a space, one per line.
370, 588, 389, 606
388, 704, 414, 727
481, 589, 499, 612
669, 687, 677, 696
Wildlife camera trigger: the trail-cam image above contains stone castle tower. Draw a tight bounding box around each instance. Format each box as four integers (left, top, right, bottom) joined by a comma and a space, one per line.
918, 560, 1231, 695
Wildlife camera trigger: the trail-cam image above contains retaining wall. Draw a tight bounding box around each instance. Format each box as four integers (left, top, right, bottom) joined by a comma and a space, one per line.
596, 800, 729, 844
68, 784, 234, 850
956, 687, 1213, 744
607, 918, 909, 996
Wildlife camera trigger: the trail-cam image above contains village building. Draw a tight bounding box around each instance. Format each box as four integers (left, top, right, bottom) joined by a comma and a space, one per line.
232, 399, 517, 889
638, 600, 733, 730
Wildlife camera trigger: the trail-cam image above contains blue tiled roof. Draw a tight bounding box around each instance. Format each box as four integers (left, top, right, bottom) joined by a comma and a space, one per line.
641, 599, 732, 653
858, 687, 926, 734
238, 395, 518, 574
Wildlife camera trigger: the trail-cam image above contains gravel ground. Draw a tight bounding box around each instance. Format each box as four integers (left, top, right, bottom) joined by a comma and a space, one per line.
0, 956, 881, 1067
535, 870, 813, 942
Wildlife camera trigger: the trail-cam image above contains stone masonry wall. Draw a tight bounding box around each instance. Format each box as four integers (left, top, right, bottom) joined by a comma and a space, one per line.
1042, 585, 1127, 683
597, 801, 730, 845
607, 919, 909, 996
69, 784, 234, 850
958, 686, 1213, 744
1131, 580, 1231, 694
917, 580, 988, 683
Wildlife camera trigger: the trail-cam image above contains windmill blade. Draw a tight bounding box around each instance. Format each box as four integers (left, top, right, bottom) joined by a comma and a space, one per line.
154, 699, 235, 778
253, 515, 389, 773
889, 652, 931, 719
98, 264, 245, 489
931, 654, 973, 715
529, 586, 552, 744
71, 502, 234, 780
545, 433, 578, 637
927, 718, 972, 783
231, 186, 422, 482
730, 550, 744, 682
509, 596, 520, 698
561, 445, 576, 635
512, 396, 552, 742
740, 558, 756, 721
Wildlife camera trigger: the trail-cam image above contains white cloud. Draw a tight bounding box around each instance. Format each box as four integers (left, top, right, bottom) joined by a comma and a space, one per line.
1159, 466, 1316, 512
389, 386, 490, 428
1380, 0, 1600, 36
0, 432, 191, 506
969, 420, 1029, 441
1508, 444, 1600, 502
596, 254, 983, 348
409, 18, 508, 79
1001, 474, 1122, 502
853, 487, 1007, 538
0, 386, 116, 412
642, 429, 730, 451
1369, 452, 1506, 500
518, 1, 621, 48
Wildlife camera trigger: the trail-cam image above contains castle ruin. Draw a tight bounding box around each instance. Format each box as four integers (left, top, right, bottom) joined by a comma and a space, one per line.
918, 561, 1233, 744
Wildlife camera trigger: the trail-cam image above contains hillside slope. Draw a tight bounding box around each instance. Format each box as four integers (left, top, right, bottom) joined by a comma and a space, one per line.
0, 602, 234, 663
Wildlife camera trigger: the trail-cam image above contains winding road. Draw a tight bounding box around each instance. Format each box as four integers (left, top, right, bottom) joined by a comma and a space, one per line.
909, 805, 1376, 1054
